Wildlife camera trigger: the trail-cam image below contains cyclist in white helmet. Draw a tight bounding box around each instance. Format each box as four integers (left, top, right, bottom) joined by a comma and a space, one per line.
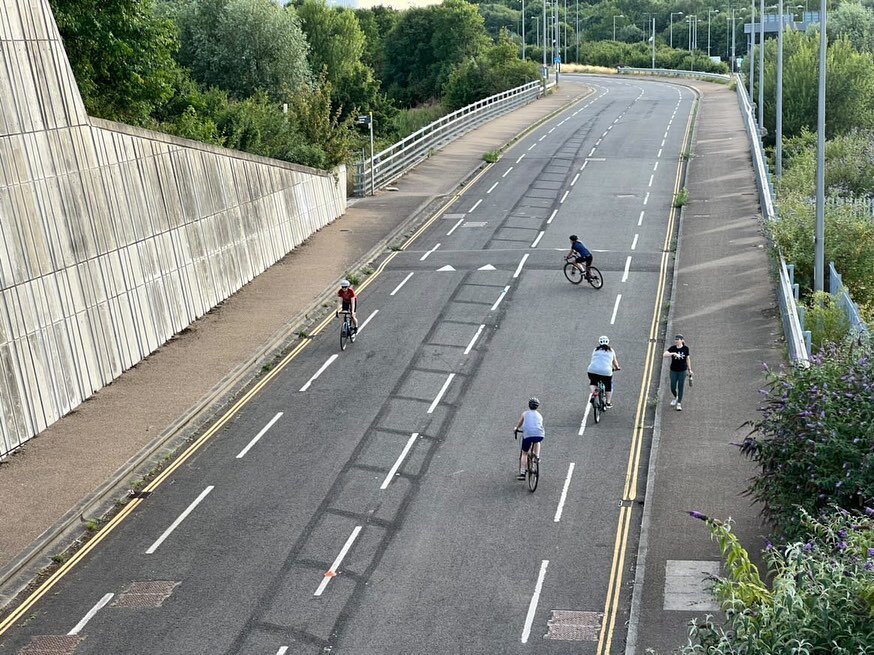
587, 336, 620, 408
513, 398, 544, 480
336, 279, 358, 332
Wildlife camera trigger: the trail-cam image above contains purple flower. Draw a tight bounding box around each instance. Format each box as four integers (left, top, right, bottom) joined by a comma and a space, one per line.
868, 548, 874, 557
839, 529, 848, 539
866, 507, 874, 518
804, 542, 814, 552
866, 562, 873, 571
688, 511, 709, 521
765, 539, 774, 550
838, 541, 848, 551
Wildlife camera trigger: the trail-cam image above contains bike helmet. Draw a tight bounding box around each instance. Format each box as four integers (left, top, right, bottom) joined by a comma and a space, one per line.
569, 234, 578, 241
528, 397, 540, 410
340, 279, 351, 288
599, 335, 610, 346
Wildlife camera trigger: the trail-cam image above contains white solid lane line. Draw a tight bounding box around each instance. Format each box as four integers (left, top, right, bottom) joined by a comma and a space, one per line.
643, 192, 650, 205
390, 272, 414, 296
631, 233, 639, 250
491, 285, 511, 311
300, 354, 339, 392
420, 243, 441, 261
622, 256, 632, 282
531, 231, 544, 248
469, 198, 483, 213
380, 433, 419, 489
547, 209, 558, 224
446, 218, 464, 236
427, 373, 455, 414
68, 593, 114, 635
610, 294, 622, 325
357, 310, 378, 334
487, 182, 499, 194
578, 394, 593, 435
502, 167, 514, 178
560, 191, 569, 204
516, 154, 526, 164
146, 486, 214, 554
463, 324, 485, 355
521, 560, 550, 643
236, 412, 283, 459
638, 210, 645, 227
513, 253, 529, 278
571, 173, 580, 186
314, 526, 362, 596
554, 463, 576, 522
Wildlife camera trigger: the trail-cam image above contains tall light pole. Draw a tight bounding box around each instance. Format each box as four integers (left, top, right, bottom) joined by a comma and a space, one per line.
554, 0, 559, 83
708, 9, 720, 56
758, 0, 765, 130
542, 0, 547, 80
575, 0, 580, 63
651, 17, 656, 68
670, 11, 684, 47
613, 14, 624, 41
814, 0, 826, 291
776, 0, 784, 177
522, 0, 526, 60
749, 0, 755, 101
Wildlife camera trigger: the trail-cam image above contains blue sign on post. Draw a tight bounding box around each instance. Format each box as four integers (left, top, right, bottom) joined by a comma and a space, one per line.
554, 56, 561, 64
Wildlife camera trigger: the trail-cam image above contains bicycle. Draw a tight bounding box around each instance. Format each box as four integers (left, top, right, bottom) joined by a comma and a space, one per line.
514, 429, 540, 492
337, 310, 356, 351
590, 368, 619, 424
563, 256, 603, 289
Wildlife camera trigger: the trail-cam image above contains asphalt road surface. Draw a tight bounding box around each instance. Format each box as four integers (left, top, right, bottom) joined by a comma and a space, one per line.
0, 76, 694, 655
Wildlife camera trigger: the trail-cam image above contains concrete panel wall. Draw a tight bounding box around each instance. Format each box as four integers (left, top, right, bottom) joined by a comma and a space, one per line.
0, 0, 346, 456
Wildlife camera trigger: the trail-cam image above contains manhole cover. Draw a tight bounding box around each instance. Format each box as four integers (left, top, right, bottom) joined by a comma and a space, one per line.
543, 610, 602, 641
112, 580, 180, 608
18, 635, 82, 655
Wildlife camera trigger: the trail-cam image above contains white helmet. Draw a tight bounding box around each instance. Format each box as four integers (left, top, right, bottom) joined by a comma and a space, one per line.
598, 335, 610, 346
340, 279, 351, 288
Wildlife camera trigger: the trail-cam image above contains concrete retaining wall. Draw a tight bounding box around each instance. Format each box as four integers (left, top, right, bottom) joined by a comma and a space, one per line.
0, 0, 346, 456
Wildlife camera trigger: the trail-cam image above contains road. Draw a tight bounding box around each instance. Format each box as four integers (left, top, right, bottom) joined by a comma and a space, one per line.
0, 77, 694, 655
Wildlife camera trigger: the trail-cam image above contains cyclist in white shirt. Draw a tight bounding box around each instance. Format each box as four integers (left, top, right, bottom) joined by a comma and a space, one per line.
513, 398, 544, 480
587, 336, 621, 408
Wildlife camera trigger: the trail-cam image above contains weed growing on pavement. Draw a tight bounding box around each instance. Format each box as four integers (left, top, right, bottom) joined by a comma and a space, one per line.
347, 273, 362, 286
85, 519, 100, 532
51, 553, 68, 564
362, 265, 375, 276
389, 244, 403, 252
674, 188, 689, 207
296, 330, 311, 340
483, 150, 500, 163
681, 150, 694, 161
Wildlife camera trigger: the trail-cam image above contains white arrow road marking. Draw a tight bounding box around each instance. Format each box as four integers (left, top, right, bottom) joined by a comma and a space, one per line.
437, 265, 455, 272
478, 264, 496, 271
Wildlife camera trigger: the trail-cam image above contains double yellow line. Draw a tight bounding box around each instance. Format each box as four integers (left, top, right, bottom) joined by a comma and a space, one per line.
595, 95, 698, 655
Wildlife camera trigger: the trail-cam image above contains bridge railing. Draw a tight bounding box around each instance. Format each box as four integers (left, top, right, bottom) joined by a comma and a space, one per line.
616, 66, 731, 83
735, 75, 810, 365
829, 263, 869, 339
354, 80, 551, 196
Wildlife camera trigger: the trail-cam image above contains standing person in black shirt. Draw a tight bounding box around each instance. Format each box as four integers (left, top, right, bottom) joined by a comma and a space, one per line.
663, 334, 693, 411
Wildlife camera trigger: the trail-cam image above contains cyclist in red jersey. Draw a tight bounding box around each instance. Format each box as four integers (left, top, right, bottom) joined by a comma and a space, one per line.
337, 279, 358, 332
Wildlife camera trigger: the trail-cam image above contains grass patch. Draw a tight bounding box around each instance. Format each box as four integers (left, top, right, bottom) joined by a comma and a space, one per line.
560, 64, 618, 75
346, 272, 362, 286
681, 150, 694, 161
296, 330, 311, 340
361, 265, 375, 277
85, 519, 100, 532
483, 150, 500, 164
673, 187, 689, 207
391, 102, 447, 141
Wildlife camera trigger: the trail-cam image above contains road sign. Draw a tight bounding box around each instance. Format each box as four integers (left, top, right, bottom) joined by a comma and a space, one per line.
553, 56, 561, 64
357, 115, 371, 125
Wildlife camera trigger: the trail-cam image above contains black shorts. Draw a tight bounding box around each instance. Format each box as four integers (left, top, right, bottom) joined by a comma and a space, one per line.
521, 436, 543, 452
341, 300, 355, 312
587, 372, 613, 391
575, 254, 593, 266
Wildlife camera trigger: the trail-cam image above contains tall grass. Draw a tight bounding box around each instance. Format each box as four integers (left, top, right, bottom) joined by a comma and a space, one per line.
391, 102, 448, 141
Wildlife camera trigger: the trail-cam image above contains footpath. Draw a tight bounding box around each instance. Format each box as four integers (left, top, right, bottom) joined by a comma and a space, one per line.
0, 76, 784, 654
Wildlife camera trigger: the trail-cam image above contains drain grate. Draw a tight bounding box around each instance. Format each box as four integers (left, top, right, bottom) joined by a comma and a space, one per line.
17, 635, 82, 655
112, 580, 180, 609
543, 610, 602, 641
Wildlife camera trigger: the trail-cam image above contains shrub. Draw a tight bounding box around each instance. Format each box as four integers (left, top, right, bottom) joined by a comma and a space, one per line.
804, 291, 851, 350
674, 188, 689, 207
681, 509, 874, 654
738, 341, 874, 536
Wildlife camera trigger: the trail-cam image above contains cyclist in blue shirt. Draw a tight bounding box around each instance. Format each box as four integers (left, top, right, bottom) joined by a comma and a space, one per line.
566, 235, 594, 280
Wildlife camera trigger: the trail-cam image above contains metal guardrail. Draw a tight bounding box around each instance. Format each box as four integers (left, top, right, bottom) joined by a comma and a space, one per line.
829, 262, 869, 337
617, 67, 731, 82
735, 75, 811, 365
354, 80, 551, 196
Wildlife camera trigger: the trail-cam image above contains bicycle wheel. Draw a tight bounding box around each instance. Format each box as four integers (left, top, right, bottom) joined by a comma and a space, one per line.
591, 393, 600, 424
564, 263, 584, 284
587, 266, 604, 290
340, 322, 348, 351
527, 455, 539, 492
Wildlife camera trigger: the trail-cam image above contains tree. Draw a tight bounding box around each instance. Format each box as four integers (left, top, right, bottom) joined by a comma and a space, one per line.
618, 24, 644, 44
478, 3, 520, 40
176, 0, 310, 100
354, 6, 398, 76
827, 0, 874, 53
50, 0, 179, 124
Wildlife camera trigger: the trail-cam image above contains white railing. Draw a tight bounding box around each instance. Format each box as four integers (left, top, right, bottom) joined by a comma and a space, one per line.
735, 75, 810, 365
617, 66, 731, 82
354, 80, 551, 196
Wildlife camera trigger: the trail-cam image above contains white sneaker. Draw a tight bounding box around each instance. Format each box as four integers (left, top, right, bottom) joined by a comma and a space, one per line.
676, 403, 682, 411
670, 398, 677, 406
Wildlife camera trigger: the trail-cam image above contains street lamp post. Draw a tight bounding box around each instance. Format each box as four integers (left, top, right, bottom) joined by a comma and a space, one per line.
613, 14, 624, 41
776, 0, 784, 177
522, 0, 525, 60
651, 17, 656, 68
749, 0, 755, 101
670, 11, 684, 47
758, 0, 765, 130
814, 0, 826, 291
575, 0, 580, 63
708, 9, 720, 56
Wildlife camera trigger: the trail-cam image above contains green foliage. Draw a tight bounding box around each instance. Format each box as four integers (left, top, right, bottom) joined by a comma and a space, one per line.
390, 102, 448, 141
50, 0, 179, 124
828, 0, 874, 53
478, 3, 520, 39
778, 129, 874, 199
482, 149, 500, 163
757, 30, 874, 145
176, 0, 310, 100
682, 510, 874, 654
442, 29, 539, 110
354, 6, 398, 78
579, 40, 728, 73
673, 187, 689, 207
737, 341, 874, 536
617, 24, 644, 44
803, 291, 852, 350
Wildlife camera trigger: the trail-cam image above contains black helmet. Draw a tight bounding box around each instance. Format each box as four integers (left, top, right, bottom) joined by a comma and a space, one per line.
569, 234, 578, 241
528, 397, 540, 410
